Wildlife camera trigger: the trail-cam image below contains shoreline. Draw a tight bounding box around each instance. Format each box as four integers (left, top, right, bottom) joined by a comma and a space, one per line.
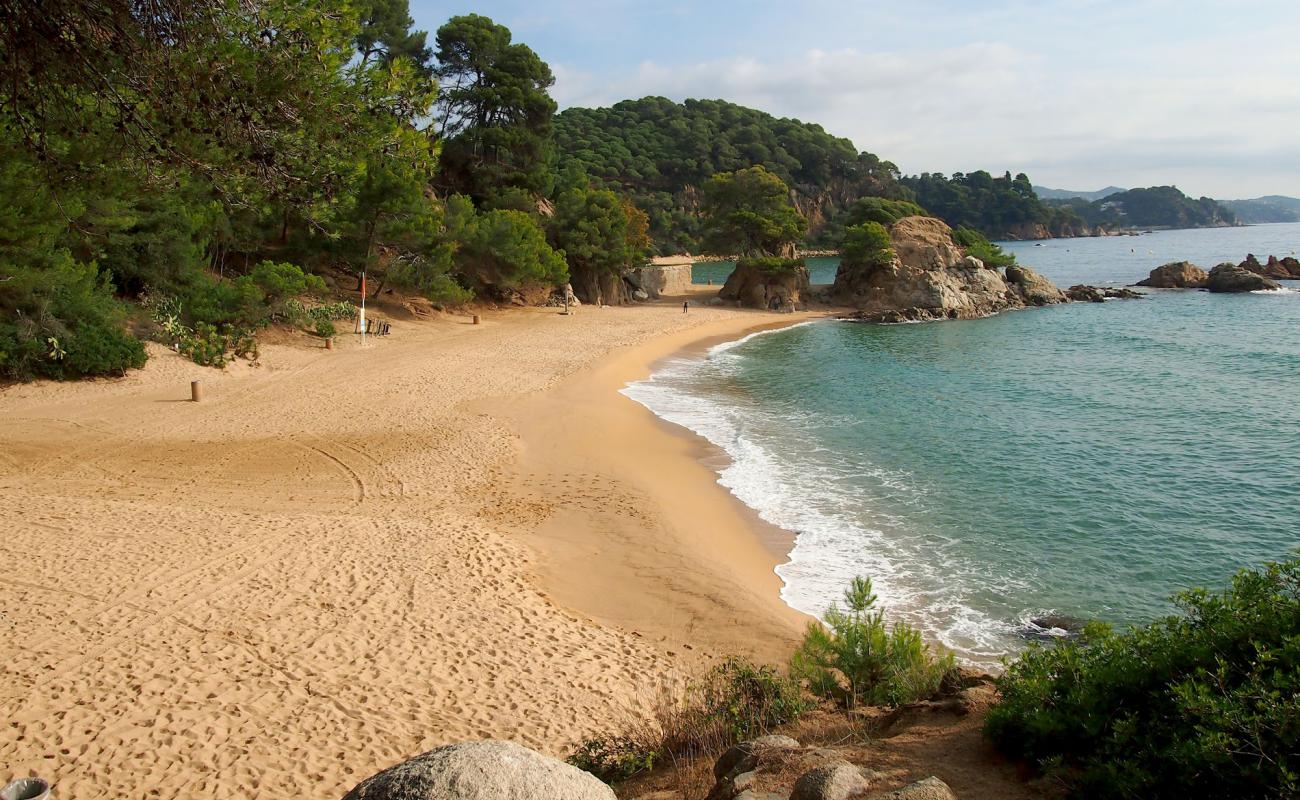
0, 294, 839, 798
482, 311, 833, 668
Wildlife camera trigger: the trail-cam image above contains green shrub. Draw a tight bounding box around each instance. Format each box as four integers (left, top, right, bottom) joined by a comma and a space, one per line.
306, 301, 357, 322
791, 576, 953, 708
844, 198, 928, 228
314, 319, 336, 338
953, 226, 1017, 268
840, 222, 894, 271
986, 556, 1300, 799
567, 735, 656, 784
243, 260, 327, 303
736, 256, 805, 275
61, 322, 148, 377
568, 657, 809, 785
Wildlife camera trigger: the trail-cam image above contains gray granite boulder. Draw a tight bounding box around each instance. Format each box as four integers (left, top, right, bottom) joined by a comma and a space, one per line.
866, 776, 956, 800
790, 762, 873, 800
341, 740, 614, 800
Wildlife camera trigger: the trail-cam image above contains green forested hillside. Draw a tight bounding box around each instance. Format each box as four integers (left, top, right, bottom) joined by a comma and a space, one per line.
1221, 195, 1300, 224
1046, 186, 1238, 230
554, 98, 908, 253
0, 3, 647, 381
899, 171, 1089, 239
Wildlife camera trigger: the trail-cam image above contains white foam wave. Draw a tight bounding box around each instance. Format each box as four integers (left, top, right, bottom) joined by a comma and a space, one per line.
621, 322, 1017, 666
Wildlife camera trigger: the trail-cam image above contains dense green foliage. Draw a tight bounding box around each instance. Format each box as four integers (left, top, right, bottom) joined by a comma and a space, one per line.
792, 576, 954, 708
1221, 195, 1300, 224
432, 14, 557, 206
547, 187, 650, 295
952, 226, 1018, 268
0, 3, 646, 380
700, 167, 807, 257
900, 171, 1086, 239
554, 97, 906, 253
568, 657, 809, 785
987, 556, 1300, 799
1046, 186, 1239, 230
840, 222, 895, 272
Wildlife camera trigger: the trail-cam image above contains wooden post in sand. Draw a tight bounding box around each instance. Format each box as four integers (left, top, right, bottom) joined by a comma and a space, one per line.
325, 337, 334, 350
191, 380, 203, 403
472, 314, 481, 325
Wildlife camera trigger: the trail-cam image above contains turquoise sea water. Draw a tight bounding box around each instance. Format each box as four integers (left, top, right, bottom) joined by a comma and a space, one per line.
630, 223, 1300, 665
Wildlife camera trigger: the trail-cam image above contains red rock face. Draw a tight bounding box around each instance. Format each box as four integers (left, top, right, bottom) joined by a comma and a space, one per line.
1241, 254, 1300, 280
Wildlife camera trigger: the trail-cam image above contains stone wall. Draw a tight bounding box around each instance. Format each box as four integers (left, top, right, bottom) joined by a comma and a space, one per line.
628, 257, 694, 298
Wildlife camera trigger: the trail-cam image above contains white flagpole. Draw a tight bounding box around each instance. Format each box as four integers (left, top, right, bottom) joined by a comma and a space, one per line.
359, 269, 367, 346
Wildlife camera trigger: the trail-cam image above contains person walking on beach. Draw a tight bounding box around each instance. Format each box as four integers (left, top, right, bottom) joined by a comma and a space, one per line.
682, 300, 689, 314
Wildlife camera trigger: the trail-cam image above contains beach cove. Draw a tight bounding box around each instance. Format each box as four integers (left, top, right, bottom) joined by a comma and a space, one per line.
0, 293, 821, 798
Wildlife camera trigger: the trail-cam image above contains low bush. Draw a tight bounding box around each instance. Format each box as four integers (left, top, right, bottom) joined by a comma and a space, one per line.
986, 556, 1300, 799
568, 657, 809, 785
791, 576, 953, 708
314, 319, 336, 339
840, 222, 894, 271
736, 256, 805, 274
953, 226, 1017, 268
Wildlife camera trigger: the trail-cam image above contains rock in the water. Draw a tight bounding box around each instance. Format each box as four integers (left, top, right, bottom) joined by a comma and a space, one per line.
718, 261, 811, 309
1206, 262, 1281, 293
713, 735, 801, 780
790, 762, 873, 800
1240, 254, 1300, 280
1006, 265, 1067, 306
1066, 285, 1144, 302
341, 740, 615, 800
1022, 615, 1089, 640
833, 216, 1067, 322
866, 776, 957, 800
1135, 261, 1208, 288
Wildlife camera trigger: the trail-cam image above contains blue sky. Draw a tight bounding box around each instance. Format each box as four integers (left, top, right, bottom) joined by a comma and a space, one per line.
410, 1, 1300, 198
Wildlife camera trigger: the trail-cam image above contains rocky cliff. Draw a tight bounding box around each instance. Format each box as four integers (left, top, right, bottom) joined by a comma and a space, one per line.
832, 216, 1068, 322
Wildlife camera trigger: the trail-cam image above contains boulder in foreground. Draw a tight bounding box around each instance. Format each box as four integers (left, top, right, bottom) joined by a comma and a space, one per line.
866, 776, 958, 800
1135, 261, 1209, 289
341, 740, 614, 800
1205, 262, 1281, 293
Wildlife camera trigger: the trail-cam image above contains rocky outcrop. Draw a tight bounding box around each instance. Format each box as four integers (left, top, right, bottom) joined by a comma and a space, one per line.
341, 740, 614, 800
1206, 262, 1282, 293
718, 261, 811, 309
698, 735, 962, 800
1135, 262, 1208, 288
1241, 254, 1300, 280
1005, 265, 1067, 306
1066, 285, 1144, 302
570, 270, 631, 306
833, 216, 1068, 322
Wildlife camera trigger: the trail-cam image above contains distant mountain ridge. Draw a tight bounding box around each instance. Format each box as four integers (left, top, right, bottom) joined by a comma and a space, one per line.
1043, 186, 1238, 231
1220, 196, 1300, 224
1033, 185, 1128, 201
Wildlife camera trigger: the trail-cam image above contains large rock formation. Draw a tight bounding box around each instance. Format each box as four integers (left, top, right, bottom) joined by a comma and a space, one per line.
718, 260, 812, 309
832, 216, 1068, 322
1135, 261, 1209, 289
1241, 253, 1300, 280
1205, 262, 1282, 293
341, 740, 614, 800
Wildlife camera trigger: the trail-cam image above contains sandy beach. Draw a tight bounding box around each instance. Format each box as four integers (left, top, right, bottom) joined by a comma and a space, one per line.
0, 292, 820, 798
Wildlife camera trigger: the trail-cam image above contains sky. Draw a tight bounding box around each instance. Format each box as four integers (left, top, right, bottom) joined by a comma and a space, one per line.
410, 1, 1300, 199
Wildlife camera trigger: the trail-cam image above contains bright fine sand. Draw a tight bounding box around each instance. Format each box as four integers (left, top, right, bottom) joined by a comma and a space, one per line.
0, 292, 820, 798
